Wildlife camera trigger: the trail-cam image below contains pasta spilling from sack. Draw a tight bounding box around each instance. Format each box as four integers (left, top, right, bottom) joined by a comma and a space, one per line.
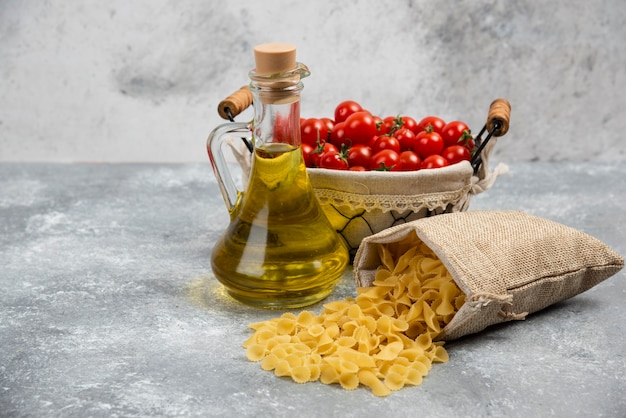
243, 240, 465, 396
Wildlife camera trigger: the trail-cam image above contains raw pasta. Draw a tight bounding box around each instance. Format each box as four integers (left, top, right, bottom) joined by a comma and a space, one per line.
243, 238, 465, 396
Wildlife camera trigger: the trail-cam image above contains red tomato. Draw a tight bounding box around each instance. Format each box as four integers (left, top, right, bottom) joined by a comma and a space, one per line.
441, 145, 471, 165
417, 116, 446, 135
415, 131, 444, 159
398, 151, 422, 171
300, 118, 329, 146
372, 115, 383, 131
465, 137, 476, 151
370, 149, 401, 171
310, 142, 338, 168
394, 128, 418, 152
319, 149, 348, 170
346, 144, 372, 168
421, 154, 449, 170
349, 166, 367, 171
301, 143, 316, 167
401, 116, 420, 135
320, 117, 335, 137
378, 116, 396, 135
334, 100, 363, 124
370, 135, 401, 154
343, 111, 378, 146
329, 121, 348, 148
441, 120, 472, 148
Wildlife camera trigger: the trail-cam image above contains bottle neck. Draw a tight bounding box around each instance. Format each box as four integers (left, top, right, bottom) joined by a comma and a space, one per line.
249, 83, 302, 151
248, 63, 310, 152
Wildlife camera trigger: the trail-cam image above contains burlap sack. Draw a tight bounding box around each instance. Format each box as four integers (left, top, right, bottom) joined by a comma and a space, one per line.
353, 210, 624, 340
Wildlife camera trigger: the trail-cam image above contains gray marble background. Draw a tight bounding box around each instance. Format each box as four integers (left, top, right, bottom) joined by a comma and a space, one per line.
1, 0, 625, 163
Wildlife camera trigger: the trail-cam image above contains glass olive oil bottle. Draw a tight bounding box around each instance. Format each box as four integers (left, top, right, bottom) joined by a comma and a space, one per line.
207, 43, 348, 308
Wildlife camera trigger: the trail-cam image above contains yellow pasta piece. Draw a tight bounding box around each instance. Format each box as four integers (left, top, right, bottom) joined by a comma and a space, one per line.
455, 293, 466, 309
377, 243, 396, 271
308, 364, 321, 381
436, 281, 459, 315
307, 323, 325, 337
322, 300, 352, 313
260, 353, 279, 371
422, 301, 441, 333
374, 341, 404, 361
358, 369, 391, 397
405, 368, 423, 386
319, 363, 340, 384
393, 246, 417, 274
339, 358, 360, 375
339, 349, 377, 369
406, 276, 423, 299
384, 364, 409, 391
335, 336, 357, 349
397, 347, 424, 362
245, 344, 266, 362
356, 285, 389, 300
285, 353, 304, 368
430, 344, 449, 363
276, 317, 296, 335
273, 359, 291, 377
339, 372, 360, 390
290, 365, 312, 384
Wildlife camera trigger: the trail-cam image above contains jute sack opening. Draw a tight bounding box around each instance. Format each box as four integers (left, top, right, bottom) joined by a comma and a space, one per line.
353, 210, 624, 341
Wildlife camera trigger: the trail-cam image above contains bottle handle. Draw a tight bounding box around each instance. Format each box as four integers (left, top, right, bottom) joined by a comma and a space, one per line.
206, 122, 251, 215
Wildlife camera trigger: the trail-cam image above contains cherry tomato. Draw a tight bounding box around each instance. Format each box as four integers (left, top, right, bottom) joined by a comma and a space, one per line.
300, 118, 329, 146
319, 149, 348, 170
343, 111, 378, 146
421, 154, 449, 170
417, 116, 446, 135
377, 116, 395, 135
401, 116, 420, 135
320, 117, 335, 138
310, 142, 338, 168
465, 137, 476, 151
370, 135, 401, 154
415, 131, 444, 159
349, 166, 367, 172
399, 151, 422, 171
346, 144, 372, 169
441, 145, 471, 165
370, 149, 401, 171
334, 100, 363, 124
301, 143, 316, 167
394, 128, 418, 152
441, 120, 472, 148
372, 115, 383, 131
329, 121, 348, 148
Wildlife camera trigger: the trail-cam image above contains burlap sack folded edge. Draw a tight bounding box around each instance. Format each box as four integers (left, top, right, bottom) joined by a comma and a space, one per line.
353, 210, 625, 341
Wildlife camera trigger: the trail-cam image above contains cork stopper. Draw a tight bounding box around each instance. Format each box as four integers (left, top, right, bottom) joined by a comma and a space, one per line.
254, 43, 297, 75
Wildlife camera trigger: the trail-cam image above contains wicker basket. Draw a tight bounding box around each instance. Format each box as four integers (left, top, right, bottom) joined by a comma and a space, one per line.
307, 136, 507, 258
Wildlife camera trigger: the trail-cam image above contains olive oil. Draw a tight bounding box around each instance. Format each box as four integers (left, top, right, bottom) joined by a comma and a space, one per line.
211, 144, 349, 308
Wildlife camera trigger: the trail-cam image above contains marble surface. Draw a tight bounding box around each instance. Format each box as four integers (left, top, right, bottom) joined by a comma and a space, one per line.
1, 0, 626, 163
1, 162, 624, 417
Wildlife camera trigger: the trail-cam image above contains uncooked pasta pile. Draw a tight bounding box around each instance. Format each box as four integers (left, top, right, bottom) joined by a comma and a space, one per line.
243, 240, 465, 396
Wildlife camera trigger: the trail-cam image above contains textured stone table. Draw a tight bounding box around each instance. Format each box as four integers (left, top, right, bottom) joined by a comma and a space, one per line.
1, 162, 624, 417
